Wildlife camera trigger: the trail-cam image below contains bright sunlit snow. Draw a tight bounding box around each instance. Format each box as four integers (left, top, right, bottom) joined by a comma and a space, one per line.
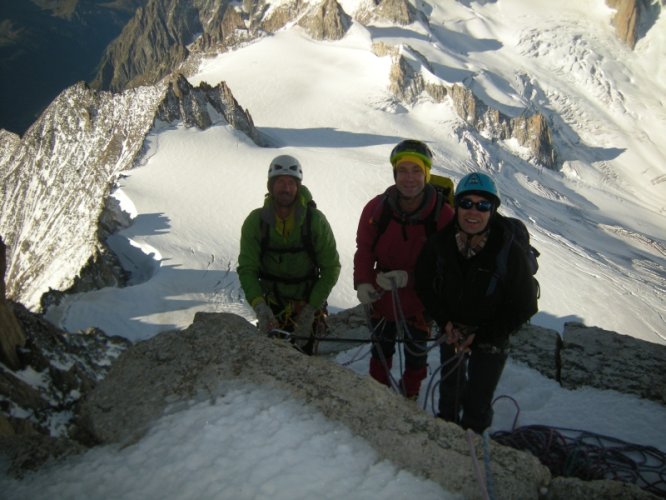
8, 0, 665, 497
44, 1, 665, 345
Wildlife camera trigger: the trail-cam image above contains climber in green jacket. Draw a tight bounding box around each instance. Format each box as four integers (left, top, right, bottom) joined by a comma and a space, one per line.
237, 154, 341, 355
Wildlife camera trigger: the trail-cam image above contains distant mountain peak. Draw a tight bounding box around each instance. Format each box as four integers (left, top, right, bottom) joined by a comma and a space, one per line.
0, 74, 261, 309
297, 0, 353, 40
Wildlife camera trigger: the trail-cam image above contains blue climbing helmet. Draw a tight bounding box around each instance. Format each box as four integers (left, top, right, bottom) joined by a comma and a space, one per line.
455, 172, 500, 208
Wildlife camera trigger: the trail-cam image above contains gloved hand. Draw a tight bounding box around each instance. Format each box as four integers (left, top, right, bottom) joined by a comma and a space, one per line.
254, 301, 277, 334
293, 304, 317, 351
376, 270, 408, 290
357, 283, 380, 304
445, 321, 477, 353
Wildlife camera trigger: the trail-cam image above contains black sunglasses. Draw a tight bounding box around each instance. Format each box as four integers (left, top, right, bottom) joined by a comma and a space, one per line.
457, 198, 493, 212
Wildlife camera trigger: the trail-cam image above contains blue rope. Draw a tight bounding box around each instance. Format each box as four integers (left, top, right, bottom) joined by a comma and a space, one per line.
482, 430, 496, 500
422, 351, 466, 414
466, 430, 490, 500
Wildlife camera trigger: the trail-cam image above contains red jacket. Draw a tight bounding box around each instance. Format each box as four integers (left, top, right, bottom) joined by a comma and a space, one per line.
354, 184, 454, 321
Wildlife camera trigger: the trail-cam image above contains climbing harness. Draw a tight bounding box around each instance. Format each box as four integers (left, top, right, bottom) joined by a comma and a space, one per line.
265, 300, 329, 355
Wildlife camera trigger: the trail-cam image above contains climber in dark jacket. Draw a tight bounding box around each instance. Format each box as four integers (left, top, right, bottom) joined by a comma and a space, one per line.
415, 172, 537, 432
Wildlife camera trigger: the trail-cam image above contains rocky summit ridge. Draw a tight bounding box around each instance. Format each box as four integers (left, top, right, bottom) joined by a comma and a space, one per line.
2, 224, 665, 497
1, 236, 664, 497
1, 293, 663, 498
0, 76, 260, 311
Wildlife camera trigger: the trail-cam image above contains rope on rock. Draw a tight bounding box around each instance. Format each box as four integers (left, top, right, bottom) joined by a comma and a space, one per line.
424, 379, 665, 497
466, 429, 493, 500
482, 429, 496, 500
491, 423, 666, 497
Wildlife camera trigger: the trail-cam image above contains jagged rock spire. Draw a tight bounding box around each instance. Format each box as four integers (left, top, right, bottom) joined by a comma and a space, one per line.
157, 73, 262, 145
385, 48, 557, 169
297, 0, 352, 41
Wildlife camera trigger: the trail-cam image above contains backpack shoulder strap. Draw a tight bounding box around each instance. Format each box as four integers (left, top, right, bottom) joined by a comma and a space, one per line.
372, 186, 446, 248
258, 201, 320, 291
425, 187, 445, 238
259, 201, 317, 266
301, 199, 319, 268
370, 194, 392, 252
486, 215, 514, 297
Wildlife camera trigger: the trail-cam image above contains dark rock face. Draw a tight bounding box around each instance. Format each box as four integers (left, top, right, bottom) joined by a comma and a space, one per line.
386, 51, 557, 169
606, 0, 640, 48
0, 0, 146, 134
511, 322, 666, 406
560, 322, 666, 404
1, 301, 131, 439
298, 0, 352, 41
373, 0, 418, 25
446, 83, 555, 168
91, 0, 203, 92
0, 83, 163, 309
156, 74, 263, 145
605, 0, 663, 49
0, 236, 25, 370
509, 323, 562, 381
0, 300, 130, 475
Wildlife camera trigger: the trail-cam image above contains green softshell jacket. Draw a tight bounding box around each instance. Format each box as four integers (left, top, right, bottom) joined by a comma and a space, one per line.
238, 185, 341, 310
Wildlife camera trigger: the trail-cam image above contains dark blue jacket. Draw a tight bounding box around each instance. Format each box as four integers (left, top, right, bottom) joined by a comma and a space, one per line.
415, 214, 538, 347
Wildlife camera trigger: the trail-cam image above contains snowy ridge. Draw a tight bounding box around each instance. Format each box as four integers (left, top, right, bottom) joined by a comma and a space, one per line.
1, 0, 665, 343
1, 1, 666, 497
0, 83, 165, 308
35, 2, 663, 346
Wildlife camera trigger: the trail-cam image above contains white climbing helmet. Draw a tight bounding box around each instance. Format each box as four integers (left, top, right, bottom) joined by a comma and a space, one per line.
268, 155, 303, 181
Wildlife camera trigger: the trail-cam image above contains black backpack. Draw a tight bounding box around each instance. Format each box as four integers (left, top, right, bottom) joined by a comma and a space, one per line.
487, 215, 540, 300
371, 175, 454, 250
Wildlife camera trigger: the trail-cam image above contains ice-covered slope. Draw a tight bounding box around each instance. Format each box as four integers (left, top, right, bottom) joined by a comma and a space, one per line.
43, 0, 664, 344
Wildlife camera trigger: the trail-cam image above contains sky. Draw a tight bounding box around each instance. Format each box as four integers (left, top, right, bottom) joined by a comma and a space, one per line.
3, 0, 665, 497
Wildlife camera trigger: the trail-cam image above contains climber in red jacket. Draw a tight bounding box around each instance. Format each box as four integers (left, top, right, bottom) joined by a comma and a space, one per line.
353, 139, 454, 399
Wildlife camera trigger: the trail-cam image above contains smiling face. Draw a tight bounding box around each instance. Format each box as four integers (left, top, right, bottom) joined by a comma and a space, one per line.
394, 161, 426, 199
456, 194, 493, 235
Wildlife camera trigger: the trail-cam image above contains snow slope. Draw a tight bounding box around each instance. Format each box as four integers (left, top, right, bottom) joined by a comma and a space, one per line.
44, 0, 665, 344
4, 1, 666, 498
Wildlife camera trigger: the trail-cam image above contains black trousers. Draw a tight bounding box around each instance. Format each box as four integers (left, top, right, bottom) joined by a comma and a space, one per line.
371, 319, 429, 370
439, 342, 508, 433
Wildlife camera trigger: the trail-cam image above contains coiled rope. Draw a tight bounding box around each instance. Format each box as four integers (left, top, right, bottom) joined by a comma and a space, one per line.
424, 367, 666, 497
491, 422, 666, 497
